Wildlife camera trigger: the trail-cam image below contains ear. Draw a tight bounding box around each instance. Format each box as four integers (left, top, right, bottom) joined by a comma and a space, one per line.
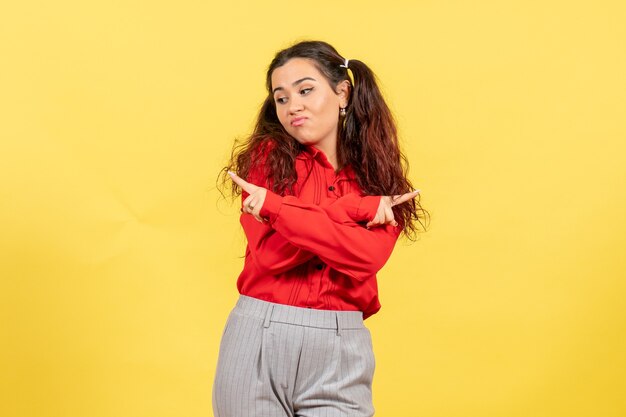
335, 80, 351, 107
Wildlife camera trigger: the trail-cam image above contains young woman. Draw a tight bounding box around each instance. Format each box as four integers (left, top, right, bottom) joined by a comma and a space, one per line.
214, 40, 428, 417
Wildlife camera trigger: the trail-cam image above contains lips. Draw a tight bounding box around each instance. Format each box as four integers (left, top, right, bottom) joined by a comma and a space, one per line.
291, 117, 307, 127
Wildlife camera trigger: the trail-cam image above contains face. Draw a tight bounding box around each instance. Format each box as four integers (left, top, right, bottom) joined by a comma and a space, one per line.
270, 58, 348, 153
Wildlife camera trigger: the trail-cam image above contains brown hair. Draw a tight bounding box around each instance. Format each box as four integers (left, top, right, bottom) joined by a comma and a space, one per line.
218, 40, 429, 239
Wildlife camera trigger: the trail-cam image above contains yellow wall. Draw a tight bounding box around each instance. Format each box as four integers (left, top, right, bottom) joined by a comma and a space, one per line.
1, 1, 625, 416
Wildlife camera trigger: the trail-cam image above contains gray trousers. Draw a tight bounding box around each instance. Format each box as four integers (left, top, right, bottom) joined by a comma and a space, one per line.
212, 295, 376, 417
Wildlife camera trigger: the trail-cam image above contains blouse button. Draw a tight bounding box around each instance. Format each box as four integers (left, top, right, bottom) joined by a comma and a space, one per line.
315, 264, 324, 270
328, 185, 335, 191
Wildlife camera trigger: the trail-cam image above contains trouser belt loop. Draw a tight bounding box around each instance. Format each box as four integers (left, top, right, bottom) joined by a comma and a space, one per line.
263, 304, 274, 328
336, 313, 342, 336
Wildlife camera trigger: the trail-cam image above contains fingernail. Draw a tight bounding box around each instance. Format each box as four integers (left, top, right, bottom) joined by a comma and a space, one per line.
414, 189, 421, 193
228, 171, 235, 176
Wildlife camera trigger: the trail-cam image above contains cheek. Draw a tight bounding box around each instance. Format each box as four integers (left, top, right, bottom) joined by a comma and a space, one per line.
316, 95, 339, 121
276, 107, 290, 129
318, 103, 339, 128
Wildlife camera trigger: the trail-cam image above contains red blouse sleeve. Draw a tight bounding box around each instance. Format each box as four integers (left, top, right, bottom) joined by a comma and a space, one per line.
318, 193, 382, 226
258, 190, 402, 282
239, 196, 317, 276
240, 191, 380, 276
239, 152, 317, 275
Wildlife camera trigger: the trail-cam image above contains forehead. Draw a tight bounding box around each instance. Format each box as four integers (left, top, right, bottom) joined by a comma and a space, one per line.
270, 58, 325, 90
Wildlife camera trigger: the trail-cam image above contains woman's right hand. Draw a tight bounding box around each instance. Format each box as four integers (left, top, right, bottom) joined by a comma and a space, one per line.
228, 171, 268, 223
366, 190, 420, 229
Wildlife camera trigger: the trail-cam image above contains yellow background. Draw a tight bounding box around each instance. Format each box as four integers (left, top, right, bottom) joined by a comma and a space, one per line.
1, 1, 625, 416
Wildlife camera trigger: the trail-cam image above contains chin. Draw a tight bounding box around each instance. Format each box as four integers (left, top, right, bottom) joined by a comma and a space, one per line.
290, 134, 316, 146
298, 139, 319, 148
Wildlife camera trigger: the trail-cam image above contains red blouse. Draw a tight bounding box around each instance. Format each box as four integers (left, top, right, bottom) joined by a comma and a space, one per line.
236, 142, 402, 319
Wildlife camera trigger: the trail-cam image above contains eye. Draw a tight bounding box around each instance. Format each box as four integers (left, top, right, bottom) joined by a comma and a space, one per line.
274, 87, 313, 105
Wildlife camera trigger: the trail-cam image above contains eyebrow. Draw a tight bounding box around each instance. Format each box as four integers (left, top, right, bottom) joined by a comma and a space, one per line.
272, 77, 317, 94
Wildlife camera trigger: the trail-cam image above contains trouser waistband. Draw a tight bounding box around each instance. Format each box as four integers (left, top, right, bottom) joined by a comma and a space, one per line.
234, 294, 364, 335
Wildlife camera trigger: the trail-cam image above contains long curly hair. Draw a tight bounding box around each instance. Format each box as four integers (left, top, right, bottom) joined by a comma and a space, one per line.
218, 40, 429, 240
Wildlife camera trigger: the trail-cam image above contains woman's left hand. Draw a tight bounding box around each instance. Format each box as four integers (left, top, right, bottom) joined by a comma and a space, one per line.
228, 171, 267, 223
366, 190, 420, 229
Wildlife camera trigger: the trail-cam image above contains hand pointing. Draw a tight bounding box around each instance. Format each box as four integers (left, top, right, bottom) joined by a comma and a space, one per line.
366, 190, 420, 229
228, 171, 267, 223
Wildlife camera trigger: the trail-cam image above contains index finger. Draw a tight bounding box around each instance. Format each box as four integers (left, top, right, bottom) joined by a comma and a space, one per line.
228, 171, 258, 194
391, 189, 420, 206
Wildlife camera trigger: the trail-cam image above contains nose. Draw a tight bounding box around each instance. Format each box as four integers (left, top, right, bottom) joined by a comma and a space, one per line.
288, 95, 304, 114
